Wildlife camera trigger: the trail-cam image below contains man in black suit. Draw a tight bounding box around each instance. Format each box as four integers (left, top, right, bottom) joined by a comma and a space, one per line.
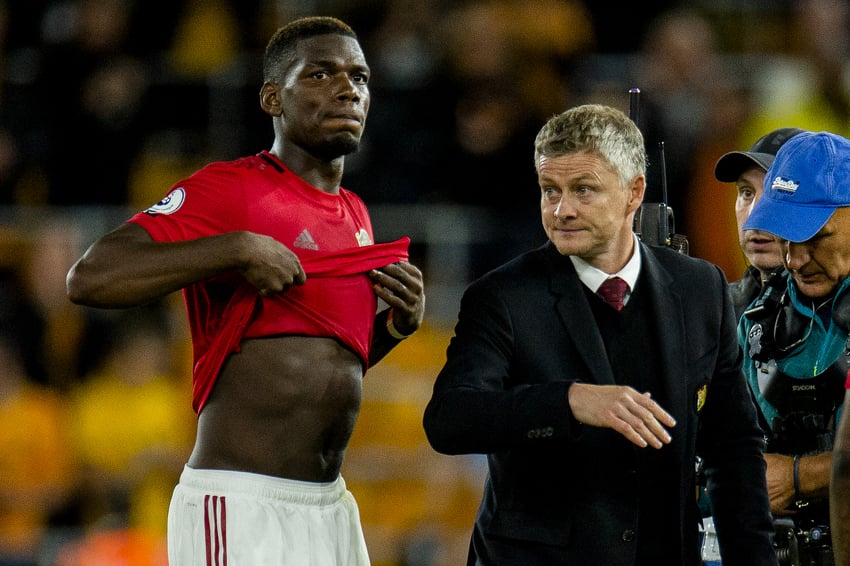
423, 104, 778, 565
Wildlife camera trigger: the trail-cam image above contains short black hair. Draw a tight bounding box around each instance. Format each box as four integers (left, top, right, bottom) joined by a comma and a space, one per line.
263, 16, 358, 83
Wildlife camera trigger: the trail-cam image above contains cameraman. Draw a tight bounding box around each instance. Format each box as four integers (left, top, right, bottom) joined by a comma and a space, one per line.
713, 127, 806, 319
740, 131, 850, 566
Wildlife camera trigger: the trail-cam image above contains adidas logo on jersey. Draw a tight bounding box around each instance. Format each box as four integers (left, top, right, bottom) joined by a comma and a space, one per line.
293, 229, 318, 250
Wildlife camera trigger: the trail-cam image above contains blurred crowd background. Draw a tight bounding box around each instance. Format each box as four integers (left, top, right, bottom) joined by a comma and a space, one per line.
1, 0, 849, 564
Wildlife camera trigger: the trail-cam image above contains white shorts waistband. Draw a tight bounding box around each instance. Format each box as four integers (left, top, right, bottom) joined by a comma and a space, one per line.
178, 465, 347, 506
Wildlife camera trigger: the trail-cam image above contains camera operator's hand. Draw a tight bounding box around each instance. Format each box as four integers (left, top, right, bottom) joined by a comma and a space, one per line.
765, 453, 797, 515
766, 452, 832, 516
568, 383, 676, 449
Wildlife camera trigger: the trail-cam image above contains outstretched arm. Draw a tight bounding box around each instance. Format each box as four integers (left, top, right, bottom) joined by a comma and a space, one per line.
66, 222, 305, 308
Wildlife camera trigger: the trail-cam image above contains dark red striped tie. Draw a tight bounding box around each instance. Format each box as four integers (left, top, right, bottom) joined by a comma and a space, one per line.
597, 276, 628, 311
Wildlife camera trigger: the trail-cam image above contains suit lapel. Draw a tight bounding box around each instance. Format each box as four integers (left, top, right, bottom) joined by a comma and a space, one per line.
544, 241, 691, 417
638, 244, 689, 427
543, 244, 617, 385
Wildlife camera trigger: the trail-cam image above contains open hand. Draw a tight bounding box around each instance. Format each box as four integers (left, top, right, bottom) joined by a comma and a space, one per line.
568, 383, 676, 448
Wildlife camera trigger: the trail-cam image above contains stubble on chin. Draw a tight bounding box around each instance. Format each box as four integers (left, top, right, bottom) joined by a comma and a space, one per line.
548, 231, 587, 258
312, 135, 361, 161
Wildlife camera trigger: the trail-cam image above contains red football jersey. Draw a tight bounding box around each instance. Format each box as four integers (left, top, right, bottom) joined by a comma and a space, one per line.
129, 151, 409, 413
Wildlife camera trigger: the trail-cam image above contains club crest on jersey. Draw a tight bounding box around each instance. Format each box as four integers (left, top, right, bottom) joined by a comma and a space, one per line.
355, 228, 372, 246
144, 188, 185, 215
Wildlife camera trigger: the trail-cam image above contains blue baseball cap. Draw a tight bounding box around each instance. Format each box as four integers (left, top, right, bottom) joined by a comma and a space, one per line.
743, 131, 850, 242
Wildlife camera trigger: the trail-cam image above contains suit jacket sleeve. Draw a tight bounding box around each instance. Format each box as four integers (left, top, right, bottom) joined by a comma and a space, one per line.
423, 260, 581, 456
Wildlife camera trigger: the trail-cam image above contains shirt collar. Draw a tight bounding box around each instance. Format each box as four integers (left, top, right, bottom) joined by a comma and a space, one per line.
569, 233, 642, 293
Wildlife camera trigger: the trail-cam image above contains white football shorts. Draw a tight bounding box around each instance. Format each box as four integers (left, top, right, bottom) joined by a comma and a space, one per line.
167, 466, 370, 566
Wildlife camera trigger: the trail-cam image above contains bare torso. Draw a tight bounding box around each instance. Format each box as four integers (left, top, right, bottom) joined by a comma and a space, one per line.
187, 335, 364, 482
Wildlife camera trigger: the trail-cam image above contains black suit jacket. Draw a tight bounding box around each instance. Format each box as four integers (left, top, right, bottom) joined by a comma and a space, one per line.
423, 241, 778, 566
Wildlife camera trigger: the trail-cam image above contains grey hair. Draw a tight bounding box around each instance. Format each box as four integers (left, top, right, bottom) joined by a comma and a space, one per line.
533, 104, 646, 189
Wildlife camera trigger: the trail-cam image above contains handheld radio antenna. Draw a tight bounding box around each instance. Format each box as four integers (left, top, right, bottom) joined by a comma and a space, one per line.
627, 87, 688, 254
659, 140, 668, 205
629, 87, 640, 126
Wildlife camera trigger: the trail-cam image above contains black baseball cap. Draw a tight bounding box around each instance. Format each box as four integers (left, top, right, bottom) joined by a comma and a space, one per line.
714, 127, 808, 182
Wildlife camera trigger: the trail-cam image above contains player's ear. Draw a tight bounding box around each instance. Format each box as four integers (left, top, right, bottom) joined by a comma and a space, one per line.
260, 82, 283, 117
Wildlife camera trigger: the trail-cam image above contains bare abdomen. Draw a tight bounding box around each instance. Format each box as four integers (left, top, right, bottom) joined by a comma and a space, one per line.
188, 335, 364, 481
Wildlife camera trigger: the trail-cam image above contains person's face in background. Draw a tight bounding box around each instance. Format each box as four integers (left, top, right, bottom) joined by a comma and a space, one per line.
736, 164, 784, 276
783, 206, 850, 300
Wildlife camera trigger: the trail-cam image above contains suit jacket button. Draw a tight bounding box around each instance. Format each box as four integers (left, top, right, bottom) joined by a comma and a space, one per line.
622, 529, 635, 542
